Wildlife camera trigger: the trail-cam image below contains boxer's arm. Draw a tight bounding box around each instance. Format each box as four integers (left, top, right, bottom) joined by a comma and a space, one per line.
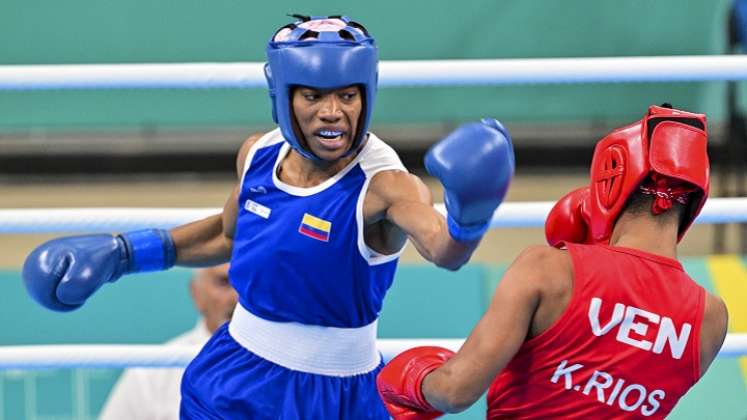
22, 133, 261, 311
699, 292, 728, 376
171, 134, 262, 266
171, 212, 232, 266
420, 246, 556, 412
367, 170, 478, 270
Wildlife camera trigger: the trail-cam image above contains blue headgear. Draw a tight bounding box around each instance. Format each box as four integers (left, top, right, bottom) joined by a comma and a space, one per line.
265, 15, 378, 160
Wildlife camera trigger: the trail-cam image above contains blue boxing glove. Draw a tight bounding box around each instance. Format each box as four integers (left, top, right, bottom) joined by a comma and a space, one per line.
22, 229, 176, 312
425, 119, 514, 242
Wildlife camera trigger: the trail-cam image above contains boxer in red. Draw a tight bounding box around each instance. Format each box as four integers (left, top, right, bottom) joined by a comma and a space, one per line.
376, 104, 729, 419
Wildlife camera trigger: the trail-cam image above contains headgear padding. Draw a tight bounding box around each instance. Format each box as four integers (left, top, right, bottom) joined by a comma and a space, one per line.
265, 16, 378, 160
588, 105, 709, 243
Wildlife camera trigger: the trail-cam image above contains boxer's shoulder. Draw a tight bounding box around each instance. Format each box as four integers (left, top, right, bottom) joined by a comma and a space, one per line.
512, 245, 572, 281
504, 246, 573, 339
235, 133, 269, 177
502, 246, 573, 310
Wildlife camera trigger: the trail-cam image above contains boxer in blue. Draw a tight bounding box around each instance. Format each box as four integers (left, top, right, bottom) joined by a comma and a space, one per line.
22, 16, 514, 418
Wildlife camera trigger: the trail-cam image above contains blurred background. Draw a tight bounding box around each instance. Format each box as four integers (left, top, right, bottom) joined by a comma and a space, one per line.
1, 0, 746, 418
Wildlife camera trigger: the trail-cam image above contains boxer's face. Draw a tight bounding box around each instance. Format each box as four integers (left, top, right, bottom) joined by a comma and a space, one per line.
291, 85, 363, 161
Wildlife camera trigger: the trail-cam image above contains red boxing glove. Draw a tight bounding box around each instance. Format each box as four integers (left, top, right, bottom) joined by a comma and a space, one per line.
545, 187, 593, 247
376, 346, 455, 420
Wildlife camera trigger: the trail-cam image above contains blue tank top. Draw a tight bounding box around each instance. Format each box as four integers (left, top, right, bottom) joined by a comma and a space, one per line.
229, 129, 407, 328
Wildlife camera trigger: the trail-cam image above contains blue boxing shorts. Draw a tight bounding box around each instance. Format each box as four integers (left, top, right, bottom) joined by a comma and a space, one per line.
179, 304, 388, 419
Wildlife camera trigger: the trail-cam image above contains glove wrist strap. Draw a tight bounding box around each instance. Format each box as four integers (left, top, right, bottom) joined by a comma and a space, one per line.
447, 215, 489, 242
118, 229, 176, 274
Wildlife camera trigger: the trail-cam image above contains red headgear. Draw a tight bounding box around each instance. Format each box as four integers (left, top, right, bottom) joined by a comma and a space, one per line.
588, 105, 709, 243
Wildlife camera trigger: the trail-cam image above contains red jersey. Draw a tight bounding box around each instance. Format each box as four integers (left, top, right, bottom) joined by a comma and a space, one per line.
487, 243, 705, 419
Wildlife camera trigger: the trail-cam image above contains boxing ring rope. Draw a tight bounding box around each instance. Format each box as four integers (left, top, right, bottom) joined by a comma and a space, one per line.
1, 198, 747, 233
2, 55, 747, 90
3, 55, 747, 370
2, 334, 746, 370
2, 198, 747, 365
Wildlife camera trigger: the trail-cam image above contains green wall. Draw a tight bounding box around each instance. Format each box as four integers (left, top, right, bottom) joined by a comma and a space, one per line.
0, 0, 736, 134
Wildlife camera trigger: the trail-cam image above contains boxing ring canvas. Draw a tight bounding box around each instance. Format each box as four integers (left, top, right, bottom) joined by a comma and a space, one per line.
1, 263, 745, 420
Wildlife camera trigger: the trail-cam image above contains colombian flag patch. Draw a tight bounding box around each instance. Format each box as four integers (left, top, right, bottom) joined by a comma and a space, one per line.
298, 213, 332, 242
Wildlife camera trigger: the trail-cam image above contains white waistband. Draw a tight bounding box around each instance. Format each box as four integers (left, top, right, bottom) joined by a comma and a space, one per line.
228, 304, 381, 377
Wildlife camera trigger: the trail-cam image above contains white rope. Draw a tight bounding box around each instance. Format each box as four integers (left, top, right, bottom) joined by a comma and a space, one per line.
0, 198, 745, 234
1, 56, 747, 90
0, 345, 200, 369
0, 208, 221, 234
0, 334, 744, 369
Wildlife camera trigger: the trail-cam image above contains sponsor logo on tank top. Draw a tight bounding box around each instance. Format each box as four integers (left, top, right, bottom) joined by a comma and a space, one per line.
244, 199, 271, 219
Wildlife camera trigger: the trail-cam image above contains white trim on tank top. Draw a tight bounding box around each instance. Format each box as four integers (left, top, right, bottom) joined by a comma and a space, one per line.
239, 129, 285, 187
354, 134, 409, 265
270, 135, 372, 196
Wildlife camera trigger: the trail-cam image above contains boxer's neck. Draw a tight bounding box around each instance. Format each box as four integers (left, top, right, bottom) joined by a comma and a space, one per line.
278, 148, 356, 188
608, 211, 678, 260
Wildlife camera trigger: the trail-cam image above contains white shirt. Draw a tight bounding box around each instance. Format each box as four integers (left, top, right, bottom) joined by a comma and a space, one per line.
99, 320, 211, 420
